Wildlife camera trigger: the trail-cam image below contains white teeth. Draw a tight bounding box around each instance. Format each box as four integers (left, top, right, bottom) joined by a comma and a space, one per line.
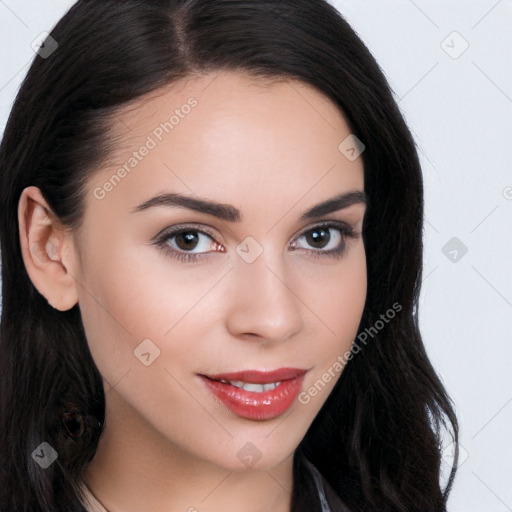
227, 380, 281, 392
242, 383, 264, 392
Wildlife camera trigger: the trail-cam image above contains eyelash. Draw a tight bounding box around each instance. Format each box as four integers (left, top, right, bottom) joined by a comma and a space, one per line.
151, 221, 358, 263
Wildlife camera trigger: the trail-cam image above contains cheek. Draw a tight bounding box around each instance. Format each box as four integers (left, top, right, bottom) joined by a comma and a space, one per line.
76, 240, 235, 399
75, 245, 170, 379
77, 234, 204, 338
76, 258, 210, 435
310, 248, 367, 346
300, 249, 367, 384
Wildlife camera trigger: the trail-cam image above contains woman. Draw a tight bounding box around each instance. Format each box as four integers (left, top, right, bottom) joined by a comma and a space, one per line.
0, 1, 459, 511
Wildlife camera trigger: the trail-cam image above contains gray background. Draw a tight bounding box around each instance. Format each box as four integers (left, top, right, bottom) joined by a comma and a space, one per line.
1, 1, 511, 510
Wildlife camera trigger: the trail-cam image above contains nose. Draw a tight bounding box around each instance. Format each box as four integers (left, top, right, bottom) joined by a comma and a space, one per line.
224, 249, 304, 344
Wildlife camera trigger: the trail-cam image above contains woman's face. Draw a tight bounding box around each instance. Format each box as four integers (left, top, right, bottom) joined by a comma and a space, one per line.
72, 71, 367, 471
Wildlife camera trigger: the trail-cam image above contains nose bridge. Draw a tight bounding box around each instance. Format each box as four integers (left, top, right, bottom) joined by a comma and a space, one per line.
225, 241, 304, 341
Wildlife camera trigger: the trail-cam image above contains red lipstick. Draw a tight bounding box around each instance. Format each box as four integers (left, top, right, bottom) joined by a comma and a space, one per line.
199, 368, 307, 421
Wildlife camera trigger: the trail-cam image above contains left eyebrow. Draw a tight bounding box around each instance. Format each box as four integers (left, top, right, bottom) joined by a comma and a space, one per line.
298, 190, 366, 222
131, 190, 366, 222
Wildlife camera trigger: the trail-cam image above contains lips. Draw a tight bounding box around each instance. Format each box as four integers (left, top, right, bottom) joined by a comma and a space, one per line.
199, 368, 307, 421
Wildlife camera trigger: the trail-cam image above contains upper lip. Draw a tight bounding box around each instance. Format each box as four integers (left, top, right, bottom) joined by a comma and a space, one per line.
202, 368, 307, 384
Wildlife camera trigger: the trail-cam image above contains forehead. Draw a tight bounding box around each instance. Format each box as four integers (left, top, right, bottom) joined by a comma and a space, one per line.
85, 71, 364, 221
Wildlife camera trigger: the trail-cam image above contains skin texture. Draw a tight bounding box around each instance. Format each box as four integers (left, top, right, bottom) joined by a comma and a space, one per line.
18, 71, 367, 512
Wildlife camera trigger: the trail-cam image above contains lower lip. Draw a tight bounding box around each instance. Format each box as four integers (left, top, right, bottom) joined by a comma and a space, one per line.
199, 374, 306, 421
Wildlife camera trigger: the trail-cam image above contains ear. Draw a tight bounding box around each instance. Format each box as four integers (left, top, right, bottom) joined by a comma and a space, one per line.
18, 186, 79, 311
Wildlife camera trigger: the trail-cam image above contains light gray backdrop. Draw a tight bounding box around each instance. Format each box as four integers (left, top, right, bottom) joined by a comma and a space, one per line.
0, 1, 511, 510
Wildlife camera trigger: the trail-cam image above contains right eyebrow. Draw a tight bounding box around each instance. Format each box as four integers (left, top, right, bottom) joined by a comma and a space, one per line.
131, 192, 242, 222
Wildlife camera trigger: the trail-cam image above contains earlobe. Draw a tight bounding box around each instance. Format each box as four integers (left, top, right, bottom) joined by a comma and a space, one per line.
18, 186, 79, 311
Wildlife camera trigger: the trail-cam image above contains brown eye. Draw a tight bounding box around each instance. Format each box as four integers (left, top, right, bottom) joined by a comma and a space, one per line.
304, 226, 332, 249
152, 224, 222, 263
292, 222, 355, 257
174, 230, 201, 251
162, 228, 217, 255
